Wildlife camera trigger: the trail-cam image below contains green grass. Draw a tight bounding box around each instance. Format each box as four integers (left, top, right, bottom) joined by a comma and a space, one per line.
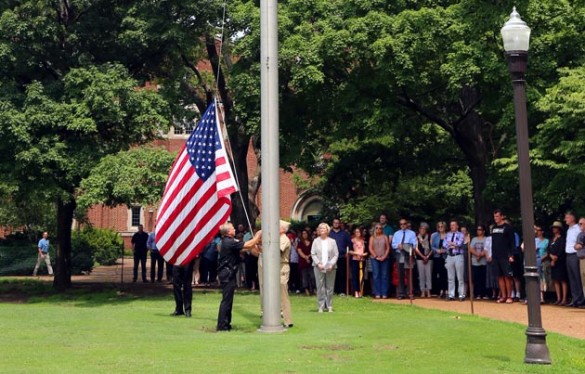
1, 281, 584, 373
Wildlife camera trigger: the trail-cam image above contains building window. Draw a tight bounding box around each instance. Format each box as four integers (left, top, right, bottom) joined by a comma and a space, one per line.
131, 206, 142, 227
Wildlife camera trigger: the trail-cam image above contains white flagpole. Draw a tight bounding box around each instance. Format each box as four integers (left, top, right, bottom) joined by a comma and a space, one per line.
260, 0, 283, 332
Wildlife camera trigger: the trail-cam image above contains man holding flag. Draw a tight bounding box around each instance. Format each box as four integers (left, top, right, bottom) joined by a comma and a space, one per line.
217, 223, 262, 331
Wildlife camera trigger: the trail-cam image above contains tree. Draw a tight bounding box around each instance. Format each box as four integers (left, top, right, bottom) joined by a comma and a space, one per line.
77, 146, 176, 209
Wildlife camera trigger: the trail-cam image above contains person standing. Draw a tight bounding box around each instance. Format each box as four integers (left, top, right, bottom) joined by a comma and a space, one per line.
297, 229, 315, 295
311, 222, 339, 312
170, 259, 196, 317
131, 225, 149, 283
548, 221, 568, 305
574, 217, 585, 299
348, 227, 368, 298
379, 214, 395, 295
147, 229, 164, 283
414, 223, 433, 298
369, 224, 390, 298
33, 231, 53, 276
470, 225, 488, 299
565, 211, 585, 307
443, 219, 466, 301
490, 210, 516, 304
391, 219, 417, 299
431, 222, 448, 298
533, 224, 550, 303
329, 218, 351, 296
279, 221, 294, 327
216, 223, 262, 331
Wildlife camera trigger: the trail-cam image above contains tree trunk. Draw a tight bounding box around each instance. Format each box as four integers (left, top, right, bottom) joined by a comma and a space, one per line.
53, 197, 76, 291
451, 86, 492, 226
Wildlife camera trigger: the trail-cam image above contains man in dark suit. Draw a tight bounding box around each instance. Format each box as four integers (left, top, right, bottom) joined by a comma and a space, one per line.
131, 225, 149, 283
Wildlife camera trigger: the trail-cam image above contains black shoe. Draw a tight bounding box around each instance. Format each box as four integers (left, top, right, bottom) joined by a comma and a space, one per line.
185, 311, 192, 317
170, 311, 184, 316
566, 303, 576, 307
285, 324, 293, 328
132, 279, 137, 283
448, 297, 455, 301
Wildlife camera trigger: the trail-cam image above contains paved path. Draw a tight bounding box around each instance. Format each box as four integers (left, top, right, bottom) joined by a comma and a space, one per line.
378, 296, 585, 340
31, 258, 585, 340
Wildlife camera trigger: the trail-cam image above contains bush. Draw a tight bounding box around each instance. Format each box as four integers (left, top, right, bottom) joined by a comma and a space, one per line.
72, 227, 123, 267
0, 244, 46, 276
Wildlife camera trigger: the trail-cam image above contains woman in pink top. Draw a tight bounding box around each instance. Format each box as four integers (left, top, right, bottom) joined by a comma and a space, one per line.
348, 227, 368, 298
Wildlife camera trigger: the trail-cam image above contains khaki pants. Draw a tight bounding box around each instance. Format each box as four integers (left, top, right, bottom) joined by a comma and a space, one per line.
33, 253, 53, 276
280, 264, 293, 326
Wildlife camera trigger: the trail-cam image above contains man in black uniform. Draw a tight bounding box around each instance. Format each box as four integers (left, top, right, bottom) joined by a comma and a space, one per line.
216, 222, 262, 331
491, 209, 516, 303
171, 259, 196, 317
131, 225, 149, 283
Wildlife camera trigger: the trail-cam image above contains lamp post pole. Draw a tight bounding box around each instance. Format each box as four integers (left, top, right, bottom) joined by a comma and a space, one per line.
501, 8, 550, 364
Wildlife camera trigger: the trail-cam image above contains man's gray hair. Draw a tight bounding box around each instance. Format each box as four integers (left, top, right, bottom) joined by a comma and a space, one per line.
219, 222, 233, 236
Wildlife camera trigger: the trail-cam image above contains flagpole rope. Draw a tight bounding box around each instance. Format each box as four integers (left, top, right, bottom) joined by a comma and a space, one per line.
213, 2, 256, 234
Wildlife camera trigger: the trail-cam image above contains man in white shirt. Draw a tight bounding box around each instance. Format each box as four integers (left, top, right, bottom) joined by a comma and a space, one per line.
564, 211, 585, 307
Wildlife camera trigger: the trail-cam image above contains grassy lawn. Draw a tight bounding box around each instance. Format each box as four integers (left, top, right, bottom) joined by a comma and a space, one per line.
1, 280, 584, 373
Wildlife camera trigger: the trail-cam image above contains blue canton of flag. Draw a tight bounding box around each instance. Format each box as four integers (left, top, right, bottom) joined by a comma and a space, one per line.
187, 102, 221, 181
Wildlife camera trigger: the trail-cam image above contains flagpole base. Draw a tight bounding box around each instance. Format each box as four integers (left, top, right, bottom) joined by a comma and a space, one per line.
258, 325, 285, 333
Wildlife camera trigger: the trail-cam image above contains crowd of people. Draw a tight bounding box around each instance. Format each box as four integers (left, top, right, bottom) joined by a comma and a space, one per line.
215, 211, 585, 310
131, 209, 585, 329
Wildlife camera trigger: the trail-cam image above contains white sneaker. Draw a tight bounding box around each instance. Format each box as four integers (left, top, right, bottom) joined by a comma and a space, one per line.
328, 307, 333, 313
318, 308, 324, 313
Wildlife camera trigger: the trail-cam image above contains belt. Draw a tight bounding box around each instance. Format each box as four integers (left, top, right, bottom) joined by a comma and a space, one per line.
448, 253, 462, 256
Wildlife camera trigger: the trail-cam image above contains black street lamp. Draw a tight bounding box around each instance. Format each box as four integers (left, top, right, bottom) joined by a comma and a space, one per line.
501, 7, 551, 364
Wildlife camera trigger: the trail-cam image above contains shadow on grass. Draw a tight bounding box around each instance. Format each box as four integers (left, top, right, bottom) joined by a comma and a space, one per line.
0, 279, 170, 307
483, 355, 511, 362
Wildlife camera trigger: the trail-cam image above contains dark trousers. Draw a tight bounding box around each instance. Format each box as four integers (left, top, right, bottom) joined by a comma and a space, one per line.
165, 261, 173, 281
217, 268, 236, 331
289, 263, 300, 292
150, 251, 164, 282
432, 256, 448, 294
566, 254, 585, 305
244, 253, 258, 289
397, 263, 411, 297
133, 251, 147, 281
350, 259, 364, 293
200, 257, 218, 285
173, 260, 195, 314
472, 265, 487, 298
334, 255, 347, 294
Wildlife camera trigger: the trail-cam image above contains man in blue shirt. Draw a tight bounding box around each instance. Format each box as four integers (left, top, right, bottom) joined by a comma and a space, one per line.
33, 231, 53, 276
391, 219, 417, 299
147, 228, 164, 283
443, 219, 466, 301
329, 218, 351, 296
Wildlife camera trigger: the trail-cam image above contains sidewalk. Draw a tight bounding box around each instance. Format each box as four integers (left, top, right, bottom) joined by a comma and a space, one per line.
380, 296, 585, 340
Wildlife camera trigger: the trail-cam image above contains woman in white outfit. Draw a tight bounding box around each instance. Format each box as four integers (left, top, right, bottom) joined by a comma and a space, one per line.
311, 222, 339, 312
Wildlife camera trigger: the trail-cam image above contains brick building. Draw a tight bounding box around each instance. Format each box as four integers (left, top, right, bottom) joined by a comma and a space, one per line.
84, 127, 323, 248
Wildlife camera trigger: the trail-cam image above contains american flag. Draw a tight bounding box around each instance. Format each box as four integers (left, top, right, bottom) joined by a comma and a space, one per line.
156, 100, 237, 266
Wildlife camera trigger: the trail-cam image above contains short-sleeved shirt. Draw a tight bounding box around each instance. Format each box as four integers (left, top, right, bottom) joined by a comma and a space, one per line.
131, 231, 149, 252
217, 237, 244, 273
147, 232, 158, 251
38, 238, 50, 253
490, 224, 515, 259
470, 237, 487, 266
382, 224, 395, 238
329, 229, 351, 257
